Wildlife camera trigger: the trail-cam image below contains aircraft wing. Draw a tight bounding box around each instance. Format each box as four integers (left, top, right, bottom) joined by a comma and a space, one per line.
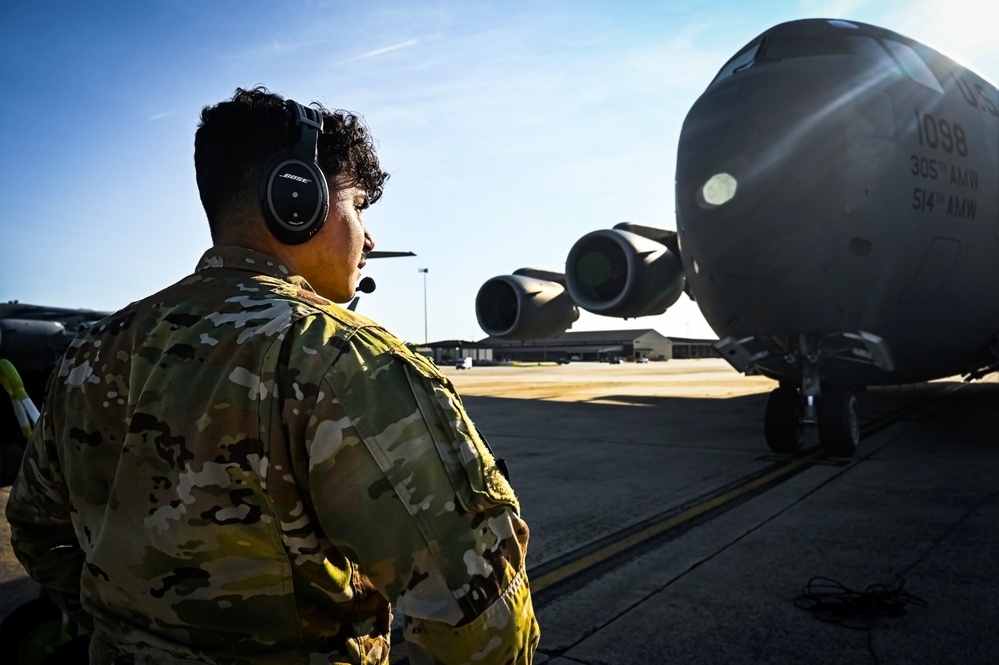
367, 251, 416, 259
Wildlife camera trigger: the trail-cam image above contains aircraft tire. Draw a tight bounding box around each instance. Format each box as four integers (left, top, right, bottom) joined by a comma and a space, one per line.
0, 593, 90, 665
764, 386, 803, 454
818, 386, 859, 457
1, 595, 57, 664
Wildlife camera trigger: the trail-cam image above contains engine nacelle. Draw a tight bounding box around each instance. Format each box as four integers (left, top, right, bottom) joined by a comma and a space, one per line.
566, 229, 685, 318
475, 273, 579, 340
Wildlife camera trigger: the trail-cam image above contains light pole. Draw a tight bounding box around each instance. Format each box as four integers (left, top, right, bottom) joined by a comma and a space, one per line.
419, 268, 429, 344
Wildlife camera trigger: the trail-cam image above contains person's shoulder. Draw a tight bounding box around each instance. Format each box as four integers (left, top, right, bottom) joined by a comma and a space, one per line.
278, 284, 401, 344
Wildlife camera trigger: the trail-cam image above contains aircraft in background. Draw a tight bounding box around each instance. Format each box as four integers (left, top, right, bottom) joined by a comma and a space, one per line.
475, 18, 998, 456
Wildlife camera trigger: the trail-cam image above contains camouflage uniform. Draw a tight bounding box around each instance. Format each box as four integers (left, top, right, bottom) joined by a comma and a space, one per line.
6, 245, 540, 664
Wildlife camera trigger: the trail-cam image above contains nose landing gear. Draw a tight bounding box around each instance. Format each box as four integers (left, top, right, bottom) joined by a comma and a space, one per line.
764, 383, 859, 456
717, 331, 893, 457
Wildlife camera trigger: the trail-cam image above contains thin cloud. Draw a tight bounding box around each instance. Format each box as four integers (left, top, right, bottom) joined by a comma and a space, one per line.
330, 39, 419, 66
148, 110, 178, 121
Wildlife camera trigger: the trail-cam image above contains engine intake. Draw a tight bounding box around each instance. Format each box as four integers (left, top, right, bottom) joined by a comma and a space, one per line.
476, 273, 579, 340
566, 229, 685, 318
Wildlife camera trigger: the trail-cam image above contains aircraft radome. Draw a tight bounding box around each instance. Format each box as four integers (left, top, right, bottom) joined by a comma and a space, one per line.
475, 18, 999, 457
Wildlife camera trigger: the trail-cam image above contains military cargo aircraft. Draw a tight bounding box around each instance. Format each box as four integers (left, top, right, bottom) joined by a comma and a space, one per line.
475, 18, 998, 457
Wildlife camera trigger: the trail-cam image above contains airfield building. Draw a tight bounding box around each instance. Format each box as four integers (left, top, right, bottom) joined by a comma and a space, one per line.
422, 330, 718, 365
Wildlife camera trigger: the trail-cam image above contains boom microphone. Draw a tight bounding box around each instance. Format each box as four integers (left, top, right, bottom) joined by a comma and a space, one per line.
357, 277, 376, 294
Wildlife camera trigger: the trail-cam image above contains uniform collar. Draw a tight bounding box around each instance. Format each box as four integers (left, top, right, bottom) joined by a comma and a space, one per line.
196, 245, 317, 292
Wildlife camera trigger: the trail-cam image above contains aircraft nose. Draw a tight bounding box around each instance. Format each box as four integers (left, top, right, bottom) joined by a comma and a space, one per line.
676, 71, 849, 280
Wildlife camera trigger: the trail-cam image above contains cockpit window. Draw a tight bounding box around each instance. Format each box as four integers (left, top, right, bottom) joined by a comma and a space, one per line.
709, 27, 945, 95
882, 39, 944, 94
710, 39, 761, 85
760, 34, 898, 71
842, 36, 900, 75
762, 35, 842, 60
757, 33, 944, 93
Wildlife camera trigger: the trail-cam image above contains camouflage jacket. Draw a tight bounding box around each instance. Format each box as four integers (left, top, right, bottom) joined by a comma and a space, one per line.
6, 245, 540, 664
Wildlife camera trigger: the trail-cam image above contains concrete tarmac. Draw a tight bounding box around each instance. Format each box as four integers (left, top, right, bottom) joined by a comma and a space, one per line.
3, 359, 997, 664
444, 360, 999, 665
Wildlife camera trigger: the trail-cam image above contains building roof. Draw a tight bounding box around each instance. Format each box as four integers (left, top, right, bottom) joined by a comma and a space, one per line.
480, 329, 664, 347
424, 339, 492, 349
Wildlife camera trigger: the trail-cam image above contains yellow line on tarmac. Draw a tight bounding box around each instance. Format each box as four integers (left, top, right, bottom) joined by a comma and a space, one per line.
531, 449, 822, 592
532, 383, 965, 594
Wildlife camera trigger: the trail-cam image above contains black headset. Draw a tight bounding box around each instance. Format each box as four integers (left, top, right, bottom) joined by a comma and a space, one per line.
258, 100, 330, 245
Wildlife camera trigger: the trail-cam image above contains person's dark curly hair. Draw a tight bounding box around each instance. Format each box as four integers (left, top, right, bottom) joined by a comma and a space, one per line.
194, 86, 389, 241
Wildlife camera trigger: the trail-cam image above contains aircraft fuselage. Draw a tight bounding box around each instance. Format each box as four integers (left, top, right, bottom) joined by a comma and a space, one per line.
676, 19, 998, 386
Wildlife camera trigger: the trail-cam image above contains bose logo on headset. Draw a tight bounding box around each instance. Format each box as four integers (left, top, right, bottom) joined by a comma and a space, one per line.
258, 100, 330, 244
279, 173, 313, 184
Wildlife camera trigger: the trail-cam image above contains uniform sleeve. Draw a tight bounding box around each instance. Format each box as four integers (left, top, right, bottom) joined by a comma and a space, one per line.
5, 394, 90, 628
299, 346, 539, 664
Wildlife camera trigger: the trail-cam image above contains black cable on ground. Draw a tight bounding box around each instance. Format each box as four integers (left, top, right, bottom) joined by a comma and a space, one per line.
795, 576, 928, 664
794, 576, 927, 630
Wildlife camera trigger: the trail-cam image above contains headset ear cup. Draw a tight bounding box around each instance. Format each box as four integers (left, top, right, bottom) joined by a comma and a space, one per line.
259, 156, 330, 245
258, 100, 330, 245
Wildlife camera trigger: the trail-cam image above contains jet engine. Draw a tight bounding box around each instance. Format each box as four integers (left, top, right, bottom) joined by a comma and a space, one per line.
565, 226, 685, 318
475, 270, 579, 340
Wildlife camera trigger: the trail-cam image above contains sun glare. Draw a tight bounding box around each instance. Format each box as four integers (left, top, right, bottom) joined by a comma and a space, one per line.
893, 0, 996, 80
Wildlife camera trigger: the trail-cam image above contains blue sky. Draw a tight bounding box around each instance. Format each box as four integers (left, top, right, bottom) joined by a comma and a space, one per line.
1, 0, 995, 344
